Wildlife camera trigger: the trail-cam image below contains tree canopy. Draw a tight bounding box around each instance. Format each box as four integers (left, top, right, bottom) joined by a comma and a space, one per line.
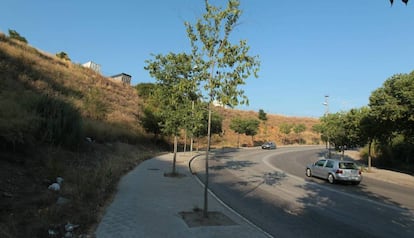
369, 72, 414, 141
258, 109, 267, 121
185, 0, 260, 107
8, 29, 27, 43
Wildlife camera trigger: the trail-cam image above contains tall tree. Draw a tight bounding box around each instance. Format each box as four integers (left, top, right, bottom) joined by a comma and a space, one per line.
230, 117, 245, 148
369, 73, 414, 141
258, 109, 268, 139
230, 117, 259, 146
185, 0, 260, 217
279, 123, 293, 144
139, 106, 163, 140
244, 118, 260, 145
293, 123, 306, 144
258, 109, 267, 121
359, 107, 378, 171
368, 72, 414, 166
145, 52, 199, 175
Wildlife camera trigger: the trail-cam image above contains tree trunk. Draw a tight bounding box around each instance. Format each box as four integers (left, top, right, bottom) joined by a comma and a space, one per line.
368, 139, 372, 172
184, 130, 187, 153
172, 135, 178, 174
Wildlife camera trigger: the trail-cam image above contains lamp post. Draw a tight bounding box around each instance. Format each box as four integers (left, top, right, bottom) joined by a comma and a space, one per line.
323, 95, 331, 158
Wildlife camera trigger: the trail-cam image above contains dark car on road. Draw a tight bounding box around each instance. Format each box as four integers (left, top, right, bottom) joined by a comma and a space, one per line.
261, 142, 277, 150
306, 158, 362, 185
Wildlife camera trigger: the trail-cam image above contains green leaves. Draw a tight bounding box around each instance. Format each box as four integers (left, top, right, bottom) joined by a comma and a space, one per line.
145, 52, 199, 136
7, 29, 28, 44
369, 72, 414, 139
230, 117, 259, 137
185, 0, 260, 107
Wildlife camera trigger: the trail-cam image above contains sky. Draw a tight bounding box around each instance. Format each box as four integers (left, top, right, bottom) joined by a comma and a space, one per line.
1, 0, 414, 117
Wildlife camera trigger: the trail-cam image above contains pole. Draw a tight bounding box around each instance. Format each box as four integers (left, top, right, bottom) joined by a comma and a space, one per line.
203, 103, 212, 218
324, 95, 331, 158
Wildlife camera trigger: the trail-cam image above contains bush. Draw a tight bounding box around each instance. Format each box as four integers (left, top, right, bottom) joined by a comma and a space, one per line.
0, 91, 39, 149
8, 29, 28, 44
83, 88, 108, 120
36, 95, 83, 148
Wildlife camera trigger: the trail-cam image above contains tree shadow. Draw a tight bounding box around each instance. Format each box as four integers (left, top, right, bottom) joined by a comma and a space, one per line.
210, 160, 257, 171
294, 179, 414, 237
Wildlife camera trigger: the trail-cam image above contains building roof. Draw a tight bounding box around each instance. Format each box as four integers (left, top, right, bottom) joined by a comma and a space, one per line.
111, 73, 131, 78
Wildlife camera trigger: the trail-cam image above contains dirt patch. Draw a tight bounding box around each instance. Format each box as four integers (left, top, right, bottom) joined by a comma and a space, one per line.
179, 210, 237, 228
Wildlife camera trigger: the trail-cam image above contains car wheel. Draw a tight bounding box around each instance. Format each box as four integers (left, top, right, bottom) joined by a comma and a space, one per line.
327, 174, 335, 184
306, 168, 312, 177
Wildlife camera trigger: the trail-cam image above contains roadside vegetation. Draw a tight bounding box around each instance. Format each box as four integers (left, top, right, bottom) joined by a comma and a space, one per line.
314, 72, 414, 173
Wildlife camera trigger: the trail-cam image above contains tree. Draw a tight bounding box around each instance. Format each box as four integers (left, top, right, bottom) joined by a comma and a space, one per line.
258, 109, 267, 121
359, 107, 379, 171
56, 51, 70, 61
192, 108, 223, 150
8, 29, 28, 43
279, 123, 293, 144
230, 117, 259, 146
230, 117, 245, 148
369, 73, 414, 140
185, 0, 260, 217
293, 123, 306, 144
134, 83, 157, 101
368, 72, 414, 166
139, 106, 163, 140
145, 52, 198, 175
244, 118, 260, 145
258, 109, 268, 139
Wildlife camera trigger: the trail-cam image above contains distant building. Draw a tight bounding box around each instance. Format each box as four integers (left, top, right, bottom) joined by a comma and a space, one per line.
111, 73, 132, 85
212, 100, 229, 109
82, 61, 101, 73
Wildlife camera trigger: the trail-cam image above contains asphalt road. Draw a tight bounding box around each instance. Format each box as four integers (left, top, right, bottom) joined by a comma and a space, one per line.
192, 146, 414, 238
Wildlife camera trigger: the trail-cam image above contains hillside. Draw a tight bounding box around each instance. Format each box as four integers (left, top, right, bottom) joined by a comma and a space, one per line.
0, 33, 320, 237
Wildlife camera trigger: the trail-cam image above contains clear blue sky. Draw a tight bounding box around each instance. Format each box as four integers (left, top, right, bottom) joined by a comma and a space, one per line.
1, 0, 413, 117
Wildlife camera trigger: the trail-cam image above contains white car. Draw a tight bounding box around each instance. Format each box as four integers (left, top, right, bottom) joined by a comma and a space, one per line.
306, 158, 362, 185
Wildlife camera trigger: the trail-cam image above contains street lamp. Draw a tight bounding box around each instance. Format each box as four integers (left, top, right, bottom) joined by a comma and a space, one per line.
323, 95, 331, 158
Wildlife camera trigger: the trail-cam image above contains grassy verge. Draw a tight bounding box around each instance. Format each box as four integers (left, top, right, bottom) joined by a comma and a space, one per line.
0, 142, 160, 237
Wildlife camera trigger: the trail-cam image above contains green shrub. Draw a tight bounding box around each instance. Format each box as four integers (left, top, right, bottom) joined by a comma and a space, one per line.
0, 91, 39, 149
36, 95, 83, 148
83, 88, 108, 120
8, 29, 28, 44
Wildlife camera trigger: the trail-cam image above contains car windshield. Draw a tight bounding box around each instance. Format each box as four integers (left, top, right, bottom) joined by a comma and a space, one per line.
339, 162, 358, 170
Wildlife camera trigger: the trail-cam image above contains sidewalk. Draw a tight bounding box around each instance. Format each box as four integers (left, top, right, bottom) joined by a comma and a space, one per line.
95, 152, 270, 238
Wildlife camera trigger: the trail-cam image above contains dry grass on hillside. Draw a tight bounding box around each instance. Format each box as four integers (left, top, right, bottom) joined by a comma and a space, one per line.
211, 107, 321, 148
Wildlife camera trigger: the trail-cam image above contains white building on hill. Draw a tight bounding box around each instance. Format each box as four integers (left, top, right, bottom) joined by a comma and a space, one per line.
82, 61, 101, 74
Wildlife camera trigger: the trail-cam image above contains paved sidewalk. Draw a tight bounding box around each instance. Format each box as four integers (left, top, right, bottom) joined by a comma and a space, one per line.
95, 152, 270, 238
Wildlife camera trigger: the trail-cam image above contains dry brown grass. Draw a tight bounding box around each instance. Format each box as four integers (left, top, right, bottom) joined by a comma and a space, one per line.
207, 107, 320, 148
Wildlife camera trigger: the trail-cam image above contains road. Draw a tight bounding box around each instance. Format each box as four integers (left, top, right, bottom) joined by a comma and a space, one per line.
191, 146, 414, 238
